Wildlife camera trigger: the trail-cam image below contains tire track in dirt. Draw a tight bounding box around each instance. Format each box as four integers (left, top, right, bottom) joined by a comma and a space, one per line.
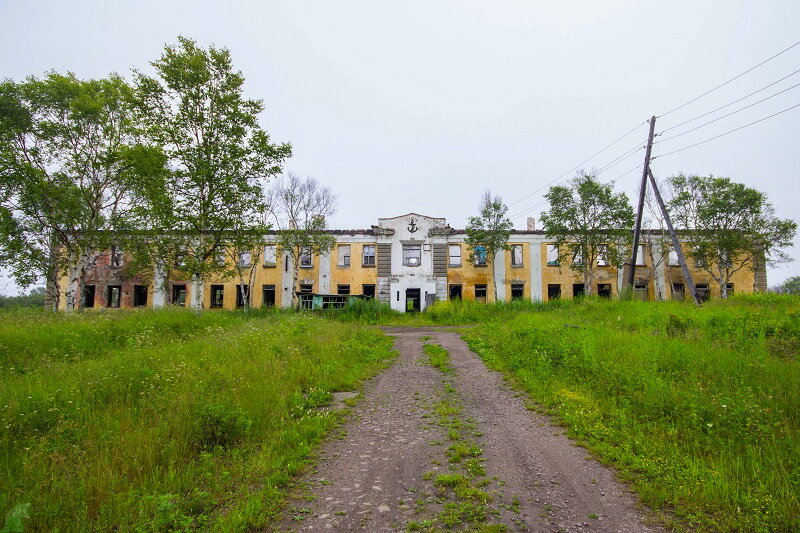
276, 328, 665, 532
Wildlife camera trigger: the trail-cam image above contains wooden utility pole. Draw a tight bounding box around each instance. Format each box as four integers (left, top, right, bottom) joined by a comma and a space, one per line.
627, 115, 657, 289
647, 168, 701, 306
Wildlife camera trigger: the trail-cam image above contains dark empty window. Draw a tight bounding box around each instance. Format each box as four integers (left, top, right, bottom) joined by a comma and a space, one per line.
338, 284, 350, 295
236, 285, 250, 308
83, 285, 95, 308
172, 284, 186, 306
725, 283, 734, 296
598, 283, 612, 299
299, 283, 313, 309
573, 284, 585, 298
210, 285, 224, 308
547, 284, 561, 300
133, 285, 148, 307
362, 284, 375, 299
511, 283, 524, 300
106, 285, 121, 308
671, 282, 685, 301
634, 284, 648, 301
475, 284, 487, 302
449, 284, 462, 300
696, 283, 710, 302
262, 284, 276, 307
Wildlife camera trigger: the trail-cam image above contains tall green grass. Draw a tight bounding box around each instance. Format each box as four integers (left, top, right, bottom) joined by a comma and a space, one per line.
463, 295, 800, 531
0, 310, 394, 531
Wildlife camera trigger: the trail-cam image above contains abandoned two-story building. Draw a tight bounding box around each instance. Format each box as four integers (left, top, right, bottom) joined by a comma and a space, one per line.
58, 213, 764, 312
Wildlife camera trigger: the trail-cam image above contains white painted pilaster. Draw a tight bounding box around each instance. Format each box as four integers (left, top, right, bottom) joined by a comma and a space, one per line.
319, 251, 331, 294
494, 250, 506, 302
152, 265, 166, 308
529, 240, 543, 301
281, 255, 294, 308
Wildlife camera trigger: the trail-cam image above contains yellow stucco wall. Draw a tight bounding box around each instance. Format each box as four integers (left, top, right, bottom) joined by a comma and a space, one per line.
329, 243, 378, 294
446, 243, 495, 301
503, 242, 532, 301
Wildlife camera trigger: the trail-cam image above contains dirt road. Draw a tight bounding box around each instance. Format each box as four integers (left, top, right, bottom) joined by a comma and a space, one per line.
277, 328, 664, 532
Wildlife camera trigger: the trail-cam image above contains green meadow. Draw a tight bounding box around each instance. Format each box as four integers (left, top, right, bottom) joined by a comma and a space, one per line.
1, 295, 798, 531
0, 309, 394, 531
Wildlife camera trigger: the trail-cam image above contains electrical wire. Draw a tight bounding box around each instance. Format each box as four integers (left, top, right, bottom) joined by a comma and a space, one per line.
653, 102, 800, 159
594, 144, 645, 175
506, 119, 647, 209
658, 39, 800, 118
659, 67, 800, 133
656, 82, 800, 143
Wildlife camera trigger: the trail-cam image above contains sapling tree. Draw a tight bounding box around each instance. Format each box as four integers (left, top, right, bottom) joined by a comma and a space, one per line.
540, 174, 634, 296
268, 173, 336, 308
667, 174, 796, 297
465, 191, 513, 302
0, 72, 153, 310
131, 36, 291, 310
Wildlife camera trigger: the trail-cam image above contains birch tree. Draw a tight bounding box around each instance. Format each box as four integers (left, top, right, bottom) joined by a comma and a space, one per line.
132, 37, 290, 310
667, 174, 796, 298
464, 191, 512, 302
268, 173, 336, 308
541, 174, 634, 296
0, 73, 151, 310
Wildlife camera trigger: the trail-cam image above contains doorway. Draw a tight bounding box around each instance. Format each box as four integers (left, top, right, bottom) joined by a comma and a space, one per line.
405, 288, 421, 312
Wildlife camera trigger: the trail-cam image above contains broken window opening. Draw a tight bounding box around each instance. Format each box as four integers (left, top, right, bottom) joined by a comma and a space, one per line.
262, 284, 276, 307
362, 284, 375, 299
337, 284, 350, 295
597, 283, 612, 298
474, 245, 487, 266
337, 245, 351, 267
106, 285, 122, 308
236, 285, 250, 308
671, 282, 685, 301
299, 283, 313, 309
403, 245, 422, 267
210, 285, 224, 308
634, 283, 648, 301
725, 283, 734, 296
572, 283, 585, 298
171, 284, 187, 306
263, 245, 277, 267
238, 251, 252, 268
449, 284, 462, 300
110, 245, 123, 267
133, 285, 148, 307
597, 245, 609, 266
511, 245, 523, 267
300, 249, 313, 268
511, 283, 524, 300
696, 283, 710, 302
83, 285, 96, 308
668, 246, 681, 266
546, 245, 559, 266
474, 284, 487, 303
362, 245, 376, 266
635, 244, 646, 266
449, 244, 462, 267
547, 284, 561, 300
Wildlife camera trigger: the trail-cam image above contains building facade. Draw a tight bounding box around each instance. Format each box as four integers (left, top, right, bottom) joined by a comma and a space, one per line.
57, 213, 763, 311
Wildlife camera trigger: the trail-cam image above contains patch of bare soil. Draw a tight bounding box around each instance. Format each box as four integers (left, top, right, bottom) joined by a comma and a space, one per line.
275, 329, 665, 532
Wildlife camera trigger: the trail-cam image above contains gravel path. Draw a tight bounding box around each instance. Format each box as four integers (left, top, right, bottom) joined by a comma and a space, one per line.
276, 328, 665, 532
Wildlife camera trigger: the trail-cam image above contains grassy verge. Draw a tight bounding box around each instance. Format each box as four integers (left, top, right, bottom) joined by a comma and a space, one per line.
0, 310, 395, 531
462, 295, 800, 531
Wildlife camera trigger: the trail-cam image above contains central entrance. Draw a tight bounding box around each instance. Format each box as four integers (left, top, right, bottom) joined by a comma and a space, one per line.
405, 288, 421, 312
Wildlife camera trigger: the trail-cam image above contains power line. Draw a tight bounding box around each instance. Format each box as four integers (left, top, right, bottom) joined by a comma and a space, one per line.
658, 39, 800, 118
653, 102, 800, 159
659, 67, 800, 133
656, 81, 800, 143
594, 144, 644, 175
506, 119, 647, 209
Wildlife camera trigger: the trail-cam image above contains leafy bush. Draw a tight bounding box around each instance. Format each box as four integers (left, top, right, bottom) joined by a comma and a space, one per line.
192, 401, 252, 450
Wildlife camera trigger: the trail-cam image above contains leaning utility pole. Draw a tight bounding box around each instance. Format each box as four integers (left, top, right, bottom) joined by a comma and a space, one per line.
647, 168, 701, 306
627, 115, 657, 289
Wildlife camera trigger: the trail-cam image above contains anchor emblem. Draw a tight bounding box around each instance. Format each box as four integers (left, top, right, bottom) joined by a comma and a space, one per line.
407, 218, 419, 233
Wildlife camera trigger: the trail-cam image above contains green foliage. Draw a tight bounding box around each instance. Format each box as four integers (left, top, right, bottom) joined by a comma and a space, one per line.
130, 36, 291, 307
778, 275, 800, 295
423, 343, 453, 374
0, 71, 157, 309
1, 503, 30, 533
0, 287, 45, 309
540, 174, 634, 295
465, 191, 513, 301
464, 296, 800, 531
667, 174, 797, 297
0, 310, 394, 531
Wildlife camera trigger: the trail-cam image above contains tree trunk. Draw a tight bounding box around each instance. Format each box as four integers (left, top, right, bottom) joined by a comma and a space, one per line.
64, 251, 88, 311
191, 273, 204, 312
491, 253, 499, 303
583, 270, 593, 296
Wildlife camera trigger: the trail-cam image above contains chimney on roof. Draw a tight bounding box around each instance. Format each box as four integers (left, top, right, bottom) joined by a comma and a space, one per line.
527, 217, 536, 231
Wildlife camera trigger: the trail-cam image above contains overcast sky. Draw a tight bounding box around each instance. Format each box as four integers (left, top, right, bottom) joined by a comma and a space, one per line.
1, 0, 798, 293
